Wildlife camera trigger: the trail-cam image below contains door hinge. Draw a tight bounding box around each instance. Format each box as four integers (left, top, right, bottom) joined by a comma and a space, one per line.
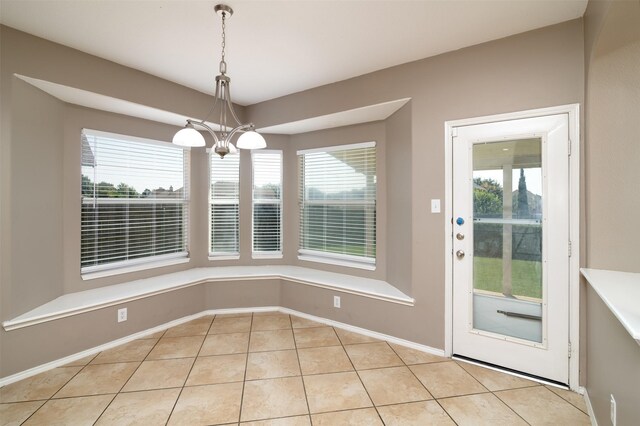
568, 139, 572, 156
568, 240, 572, 257
568, 341, 572, 358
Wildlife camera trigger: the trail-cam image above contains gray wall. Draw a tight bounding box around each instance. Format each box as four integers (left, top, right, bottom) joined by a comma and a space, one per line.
583, 0, 640, 424
1, 279, 281, 377
6, 79, 65, 317
586, 286, 640, 424
385, 103, 413, 295
249, 19, 585, 350
1, 20, 587, 378
0, 24, 250, 311
584, 0, 640, 272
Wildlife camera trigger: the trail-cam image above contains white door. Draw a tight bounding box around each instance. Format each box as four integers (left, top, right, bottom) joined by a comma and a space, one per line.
452, 114, 570, 384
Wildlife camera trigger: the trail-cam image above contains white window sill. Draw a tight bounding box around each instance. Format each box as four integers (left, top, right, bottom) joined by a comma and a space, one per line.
3, 266, 413, 331
253, 253, 283, 260
208, 254, 241, 261
81, 256, 190, 280
298, 254, 376, 271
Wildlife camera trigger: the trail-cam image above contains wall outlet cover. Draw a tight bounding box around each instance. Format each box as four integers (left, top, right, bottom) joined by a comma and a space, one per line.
431, 199, 441, 213
118, 308, 128, 323
333, 295, 341, 308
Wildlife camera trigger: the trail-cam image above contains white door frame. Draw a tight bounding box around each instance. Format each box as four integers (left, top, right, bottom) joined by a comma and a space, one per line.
444, 104, 580, 390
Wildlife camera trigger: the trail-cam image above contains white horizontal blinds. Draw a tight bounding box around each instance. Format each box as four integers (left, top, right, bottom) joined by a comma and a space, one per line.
252, 151, 282, 255
298, 142, 376, 263
81, 130, 189, 274
210, 153, 240, 255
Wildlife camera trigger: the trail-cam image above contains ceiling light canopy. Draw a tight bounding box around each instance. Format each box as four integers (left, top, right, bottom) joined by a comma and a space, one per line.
172, 4, 266, 158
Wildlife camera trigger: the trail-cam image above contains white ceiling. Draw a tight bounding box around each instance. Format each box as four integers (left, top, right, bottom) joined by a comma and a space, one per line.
1, 0, 587, 106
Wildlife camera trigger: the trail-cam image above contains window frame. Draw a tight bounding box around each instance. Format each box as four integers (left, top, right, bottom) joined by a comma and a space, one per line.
208, 150, 241, 260
80, 129, 190, 280
251, 149, 283, 259
297, 141, 377, 270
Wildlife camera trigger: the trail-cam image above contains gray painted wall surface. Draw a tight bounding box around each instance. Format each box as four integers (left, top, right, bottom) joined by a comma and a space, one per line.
249, 19, 585, 350
1, 21, 586, 377
8, 80, 65, 317
0, 279, 280, 377
584, 0, 640, 272
384, 104, 413, 295
586, 286, 640, 424
583, 0, 640, 423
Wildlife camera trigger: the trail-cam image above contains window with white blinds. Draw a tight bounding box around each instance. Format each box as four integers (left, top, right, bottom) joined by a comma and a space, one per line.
252, 151, 282, 258
210, 153, 240, 257
81, 129, 189, 275
298, 142, 376, 268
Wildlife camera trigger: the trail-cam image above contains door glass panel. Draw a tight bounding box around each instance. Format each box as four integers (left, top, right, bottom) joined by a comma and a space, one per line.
472, 138, 543, 343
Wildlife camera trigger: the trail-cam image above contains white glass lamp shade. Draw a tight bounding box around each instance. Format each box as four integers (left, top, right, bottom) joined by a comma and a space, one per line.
237, 131, 266, 149
173, 126, 206, 147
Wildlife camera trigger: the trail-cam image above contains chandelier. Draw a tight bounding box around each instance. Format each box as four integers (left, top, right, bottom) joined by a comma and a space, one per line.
172, 4, 266, 158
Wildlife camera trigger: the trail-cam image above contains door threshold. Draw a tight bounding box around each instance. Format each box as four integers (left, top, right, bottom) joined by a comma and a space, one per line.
452, 354, 568, 389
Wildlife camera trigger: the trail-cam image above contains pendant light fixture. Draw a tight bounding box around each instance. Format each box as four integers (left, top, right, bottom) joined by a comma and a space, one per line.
172, 4, 266, 158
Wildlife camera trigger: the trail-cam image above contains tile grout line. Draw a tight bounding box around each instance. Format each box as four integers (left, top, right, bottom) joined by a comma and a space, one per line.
544, 385, 591, 415
89, 394, 117, 426
451, 359, 532, 426
289, 314, 313, 423
440, 358, 527, 425
378, 340, 441, 424
162, 315, 213, 426
236, 312, 254, 424
29, 335, 154, 425
490, 390, 533, 426
385, 341, 461, 425
19, 351, 102, 425
336, 326, 386, 425
496, 385, 589, 425
5, 314, 587, 425
454, 359, 578, 424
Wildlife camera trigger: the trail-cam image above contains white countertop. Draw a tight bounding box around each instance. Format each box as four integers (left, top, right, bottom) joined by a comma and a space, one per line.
581, 268, 640, 344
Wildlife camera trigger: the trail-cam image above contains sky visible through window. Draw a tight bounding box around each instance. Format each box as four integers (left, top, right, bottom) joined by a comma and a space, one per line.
305, 151, 368, 194
83, 136, 185, 195
253, 152, 281, 189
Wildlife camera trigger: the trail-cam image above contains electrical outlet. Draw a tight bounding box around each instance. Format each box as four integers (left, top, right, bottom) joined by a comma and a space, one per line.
610, 394, 616, 426
118, 308, 128, 323
431, 199, 441, 213
333, 295, 341, 308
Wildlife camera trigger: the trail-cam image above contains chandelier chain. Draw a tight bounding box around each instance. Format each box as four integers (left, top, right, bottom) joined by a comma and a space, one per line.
220, 12, 227, 74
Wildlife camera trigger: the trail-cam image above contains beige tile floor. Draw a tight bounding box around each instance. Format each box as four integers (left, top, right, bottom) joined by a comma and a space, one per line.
0, 312, 591, 425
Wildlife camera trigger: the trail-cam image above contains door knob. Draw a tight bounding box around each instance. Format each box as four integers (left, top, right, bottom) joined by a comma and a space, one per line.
456, 233, 465, 240
456, 250, 465, 259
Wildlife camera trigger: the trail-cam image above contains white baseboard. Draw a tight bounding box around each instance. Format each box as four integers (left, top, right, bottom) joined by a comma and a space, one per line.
278, 307, 446, 357
0, 305, 443, 387
582, 387, 598, 426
